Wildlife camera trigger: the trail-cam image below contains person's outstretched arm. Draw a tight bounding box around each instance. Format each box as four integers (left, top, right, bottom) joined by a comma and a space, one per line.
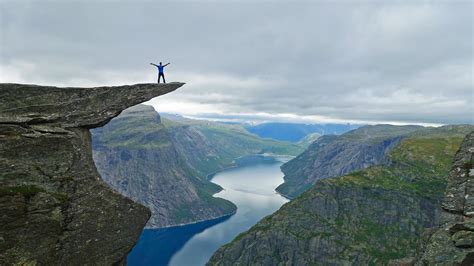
150, 63, 158, 67
164, 62, 171, 67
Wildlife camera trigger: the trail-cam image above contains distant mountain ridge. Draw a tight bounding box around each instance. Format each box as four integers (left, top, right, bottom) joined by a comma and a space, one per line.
92, 105, 302, 228
297, 132, 323, 147
245, 122, 360, 142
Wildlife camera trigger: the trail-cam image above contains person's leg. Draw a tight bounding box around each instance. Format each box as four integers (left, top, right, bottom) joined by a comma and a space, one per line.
163, 74, 166, 83
157, 73, 160, 83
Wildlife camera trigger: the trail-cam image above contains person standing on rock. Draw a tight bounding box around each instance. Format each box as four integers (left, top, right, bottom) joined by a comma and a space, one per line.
150, 62, 170, 84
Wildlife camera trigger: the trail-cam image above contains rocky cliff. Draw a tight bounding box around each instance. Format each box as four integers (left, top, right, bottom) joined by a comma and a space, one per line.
208, 125, 473, 265
277, 125, 422, 198
92, 105, 301, 228
411, 131, 474, 265
92, 105, 236, 228
0, 83, 183, 264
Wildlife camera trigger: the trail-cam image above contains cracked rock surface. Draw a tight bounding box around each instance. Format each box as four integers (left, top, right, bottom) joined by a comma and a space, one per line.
412, 131, 474, 265
0, 82, 183, 264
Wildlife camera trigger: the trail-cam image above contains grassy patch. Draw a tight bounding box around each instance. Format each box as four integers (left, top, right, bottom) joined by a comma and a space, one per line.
328, 136, 465, 199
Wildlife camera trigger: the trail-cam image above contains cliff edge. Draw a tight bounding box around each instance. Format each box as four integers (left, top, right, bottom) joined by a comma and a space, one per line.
412, 131, 474, 265
0, 82, 183, 264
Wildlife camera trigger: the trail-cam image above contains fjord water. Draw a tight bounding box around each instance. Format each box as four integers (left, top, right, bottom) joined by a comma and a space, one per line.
128, 156, 289, 266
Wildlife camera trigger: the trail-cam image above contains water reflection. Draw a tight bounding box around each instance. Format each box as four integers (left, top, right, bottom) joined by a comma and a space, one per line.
127, 216, 230, 266
128, 155, 289, 266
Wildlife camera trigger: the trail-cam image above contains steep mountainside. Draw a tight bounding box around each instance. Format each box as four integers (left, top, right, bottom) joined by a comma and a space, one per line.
297, 132, 322, 147
410, 131, 474, 265
277, 125, 423, 198
245, 122, 359, 142
0, 83, 182, 265
92, 105, 302, 228
208, 125, 473, 265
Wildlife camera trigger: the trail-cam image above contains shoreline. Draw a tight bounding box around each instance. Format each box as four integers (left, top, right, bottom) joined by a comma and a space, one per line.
206, 163, 238, 181
205, 153, 286, 181
145, 209, 237, 230
274, 189, 294, 200
146, 153, 292, 230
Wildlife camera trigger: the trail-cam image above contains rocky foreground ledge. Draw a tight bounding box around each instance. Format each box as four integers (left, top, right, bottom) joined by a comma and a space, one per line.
0, 83, 183, 264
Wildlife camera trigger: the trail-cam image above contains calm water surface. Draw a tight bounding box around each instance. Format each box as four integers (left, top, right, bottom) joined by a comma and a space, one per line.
128, 156, 289, 266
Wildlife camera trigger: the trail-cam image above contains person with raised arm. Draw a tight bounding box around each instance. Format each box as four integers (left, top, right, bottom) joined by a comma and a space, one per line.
150, 61, 170, 83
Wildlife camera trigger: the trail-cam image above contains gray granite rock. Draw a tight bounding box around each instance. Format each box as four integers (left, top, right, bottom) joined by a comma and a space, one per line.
413, 131, 474, 265
0, 82, 183, 264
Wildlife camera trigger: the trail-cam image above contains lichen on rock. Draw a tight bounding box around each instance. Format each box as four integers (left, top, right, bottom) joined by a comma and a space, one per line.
412, 131, 474, 265
0, 82, 183, 264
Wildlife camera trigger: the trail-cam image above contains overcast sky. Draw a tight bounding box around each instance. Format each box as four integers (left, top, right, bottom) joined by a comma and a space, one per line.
1, 0, 472, 125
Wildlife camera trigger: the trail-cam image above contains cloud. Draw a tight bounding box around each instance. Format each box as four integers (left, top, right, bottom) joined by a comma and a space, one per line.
1, 0, 472, 124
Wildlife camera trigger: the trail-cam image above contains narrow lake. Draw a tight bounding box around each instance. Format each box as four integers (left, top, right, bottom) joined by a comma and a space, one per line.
128, 155, 289, 266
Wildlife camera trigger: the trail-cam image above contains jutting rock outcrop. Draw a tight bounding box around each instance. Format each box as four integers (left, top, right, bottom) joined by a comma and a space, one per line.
0, 82, 183, 264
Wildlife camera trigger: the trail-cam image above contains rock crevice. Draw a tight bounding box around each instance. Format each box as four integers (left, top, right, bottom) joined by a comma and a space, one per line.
0, 82, 183, 264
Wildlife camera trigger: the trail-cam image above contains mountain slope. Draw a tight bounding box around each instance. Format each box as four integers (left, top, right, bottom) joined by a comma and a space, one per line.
92, 105, 302, 228
245, 122, 359, 142
410, 131, 474, 265
277, 125, 423, 198
208, 125, 473, 265
297, 132, 322, 147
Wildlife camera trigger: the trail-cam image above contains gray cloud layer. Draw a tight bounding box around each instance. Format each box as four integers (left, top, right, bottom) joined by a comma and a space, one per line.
1, 0, 472, 124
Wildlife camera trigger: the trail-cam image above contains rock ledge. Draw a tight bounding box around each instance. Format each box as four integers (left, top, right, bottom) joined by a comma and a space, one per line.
0, 82, 183, 264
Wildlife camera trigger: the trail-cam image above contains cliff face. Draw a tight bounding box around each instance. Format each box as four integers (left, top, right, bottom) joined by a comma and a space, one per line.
92, 105, 301, 228
412, 131, 474, 265
208, 126, 473, 265
0, 83, 183, 264
277, 125, 422, 198
92, 105, 236, 228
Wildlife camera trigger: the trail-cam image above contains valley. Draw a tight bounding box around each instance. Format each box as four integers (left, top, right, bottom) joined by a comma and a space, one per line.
3, 2, 471, 265
128, 155, 288, 265
90, 107, 473, 265
91, 105, 301, 228
209, 125, 474, 265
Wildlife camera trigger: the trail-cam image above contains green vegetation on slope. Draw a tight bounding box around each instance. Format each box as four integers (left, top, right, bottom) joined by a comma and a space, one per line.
93, 113, 171, 149
410, 131, 474, 265
92, 105, 302, 228
209, 126, 473, 265
278, 125, 423, 198
196, 124, 304, 157
161, 118, 303, 181
329, 136, 463, 199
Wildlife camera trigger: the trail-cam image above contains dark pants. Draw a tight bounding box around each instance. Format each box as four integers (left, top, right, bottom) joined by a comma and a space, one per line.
158, 73, 166, 83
